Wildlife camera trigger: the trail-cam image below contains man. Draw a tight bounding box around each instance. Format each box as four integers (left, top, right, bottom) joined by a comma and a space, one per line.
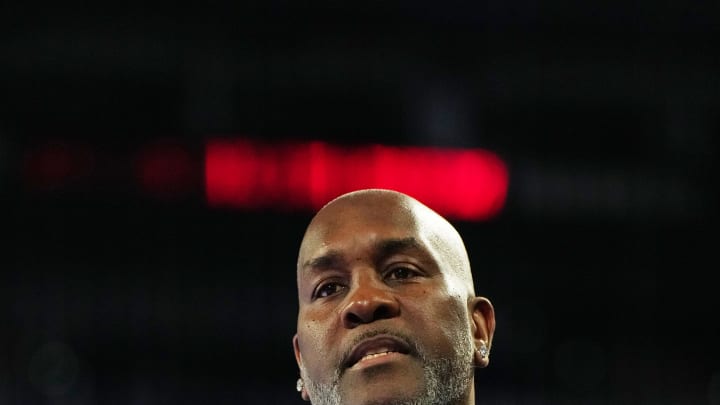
292, 189, 496, 405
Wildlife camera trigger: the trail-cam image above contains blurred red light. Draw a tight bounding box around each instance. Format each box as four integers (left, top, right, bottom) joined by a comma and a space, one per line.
206, 139, 509, 220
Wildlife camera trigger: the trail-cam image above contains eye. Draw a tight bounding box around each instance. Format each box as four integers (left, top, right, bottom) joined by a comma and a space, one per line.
386, 266, 420, 280
314, 281, 345, 299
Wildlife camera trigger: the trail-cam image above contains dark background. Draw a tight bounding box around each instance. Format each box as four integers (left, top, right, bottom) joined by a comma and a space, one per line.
2, 2, 719, 404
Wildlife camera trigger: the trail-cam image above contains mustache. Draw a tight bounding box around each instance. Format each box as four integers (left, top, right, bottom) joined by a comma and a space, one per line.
338, 328, 423, 376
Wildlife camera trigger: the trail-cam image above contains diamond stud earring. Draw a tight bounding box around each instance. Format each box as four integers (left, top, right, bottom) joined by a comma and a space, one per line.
296, 378, 304, 392
478, 342, 489, 359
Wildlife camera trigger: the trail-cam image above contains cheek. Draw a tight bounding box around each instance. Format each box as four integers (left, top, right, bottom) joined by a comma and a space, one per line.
298, 319, 323, 351
443, 294, 471, 330
420, 294, 470, 352
297, 314, 336, 370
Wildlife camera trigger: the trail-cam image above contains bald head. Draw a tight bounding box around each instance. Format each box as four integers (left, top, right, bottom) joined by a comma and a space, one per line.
298, 189, 476, 296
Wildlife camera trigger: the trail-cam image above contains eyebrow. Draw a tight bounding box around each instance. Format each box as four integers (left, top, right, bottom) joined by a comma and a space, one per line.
302, 251, 347, 273
302, 237, 427, 273
372, 237, 426, 263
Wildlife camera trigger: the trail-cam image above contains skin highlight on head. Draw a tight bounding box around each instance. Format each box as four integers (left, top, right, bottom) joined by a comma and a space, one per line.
293, 189, 495, 405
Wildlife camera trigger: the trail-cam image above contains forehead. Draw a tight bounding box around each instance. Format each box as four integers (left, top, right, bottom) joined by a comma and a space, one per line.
299, 199, 422, 260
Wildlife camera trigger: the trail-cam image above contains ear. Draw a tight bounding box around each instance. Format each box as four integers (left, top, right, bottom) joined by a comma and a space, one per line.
469, 296, 495, 368
292, 334, 311, 401
293, 334, 303, 368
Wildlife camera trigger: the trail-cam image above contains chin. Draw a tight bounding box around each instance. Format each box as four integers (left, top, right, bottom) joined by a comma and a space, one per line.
343, 390, 421, 405
339, 366, 424, 405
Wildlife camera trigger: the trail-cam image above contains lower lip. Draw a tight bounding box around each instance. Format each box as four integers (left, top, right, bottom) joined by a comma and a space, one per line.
349, 352, 407, 371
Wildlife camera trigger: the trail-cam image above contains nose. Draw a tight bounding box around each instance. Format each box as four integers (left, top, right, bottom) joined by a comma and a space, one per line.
340, 272, 401, 329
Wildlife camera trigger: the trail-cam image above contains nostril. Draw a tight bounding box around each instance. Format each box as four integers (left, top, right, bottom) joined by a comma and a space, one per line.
344, 312, 364, 327
373, 305, 394, 321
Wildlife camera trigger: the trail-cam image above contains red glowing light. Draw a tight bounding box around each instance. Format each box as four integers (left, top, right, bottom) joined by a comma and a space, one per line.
206, 139, 509, 220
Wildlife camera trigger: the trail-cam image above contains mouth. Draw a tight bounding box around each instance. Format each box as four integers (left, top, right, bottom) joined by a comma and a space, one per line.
343, 335, 412, 370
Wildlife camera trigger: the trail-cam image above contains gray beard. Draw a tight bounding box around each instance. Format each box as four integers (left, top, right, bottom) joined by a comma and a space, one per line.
301, 329, 474, 405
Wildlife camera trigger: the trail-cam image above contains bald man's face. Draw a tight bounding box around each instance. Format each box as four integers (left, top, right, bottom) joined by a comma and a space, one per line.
293, 196, 480, 405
